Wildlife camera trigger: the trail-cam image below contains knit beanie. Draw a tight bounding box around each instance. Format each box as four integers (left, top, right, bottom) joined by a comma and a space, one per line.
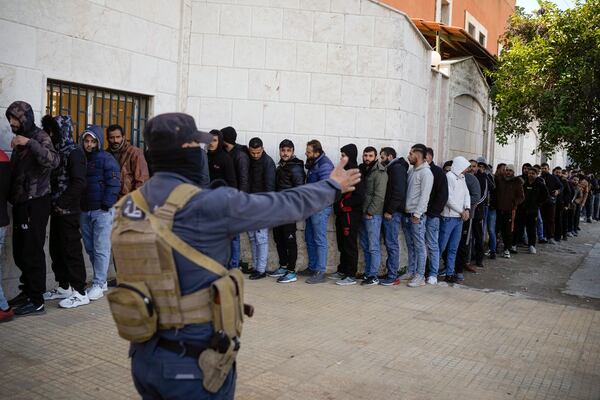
221, 126, 237, 145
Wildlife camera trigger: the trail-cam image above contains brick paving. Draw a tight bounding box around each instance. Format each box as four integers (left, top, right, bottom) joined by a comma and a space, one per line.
1, 257, 600, 399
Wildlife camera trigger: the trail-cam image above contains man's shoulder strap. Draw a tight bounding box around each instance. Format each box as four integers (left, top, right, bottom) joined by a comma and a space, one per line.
129, 185, 228, 277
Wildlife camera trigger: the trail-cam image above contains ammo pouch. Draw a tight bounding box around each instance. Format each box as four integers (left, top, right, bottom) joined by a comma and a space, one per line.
108, 184, 253, 392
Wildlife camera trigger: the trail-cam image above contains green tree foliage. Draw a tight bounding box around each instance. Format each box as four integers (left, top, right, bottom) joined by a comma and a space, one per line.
491, 0, 600, 170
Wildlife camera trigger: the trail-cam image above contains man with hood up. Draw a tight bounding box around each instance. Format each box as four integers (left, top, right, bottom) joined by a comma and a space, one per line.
331, 144, 364, 286
379, 147, 408, 286
207, 129, 237, 187
106, 124, 149, 198
438, 156, 471, 283
270, 139, 306, 283
80, 125, 121, 301
41, 115, 89, 308
5, 101, 60, 316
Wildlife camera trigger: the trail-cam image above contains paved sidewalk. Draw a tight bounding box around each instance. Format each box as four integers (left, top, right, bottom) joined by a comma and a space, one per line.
1, 254, 600, 399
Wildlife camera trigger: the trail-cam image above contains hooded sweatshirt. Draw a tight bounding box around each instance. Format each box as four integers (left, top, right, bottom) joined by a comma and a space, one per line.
441, 156, 471, 218
46, 115, 87, 215
207, 131, 237, 188
334, 144, 365, 216
6, 101, 60, 205
405, 161, 434, 218
80, 125, 121, 211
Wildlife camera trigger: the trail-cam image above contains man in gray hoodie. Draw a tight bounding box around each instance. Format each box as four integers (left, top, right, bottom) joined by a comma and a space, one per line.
399, 144, 433, 288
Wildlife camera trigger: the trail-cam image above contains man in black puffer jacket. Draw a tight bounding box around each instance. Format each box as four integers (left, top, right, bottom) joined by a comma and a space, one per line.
207, 129, 237, 187
380, 147, 408, 286
270, 140, 306, 283
246, 137, 276, 280
332, 144, 365, 286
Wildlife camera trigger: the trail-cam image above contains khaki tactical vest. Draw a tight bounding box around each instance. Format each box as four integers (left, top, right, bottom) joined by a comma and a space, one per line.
107, 184, 249, 344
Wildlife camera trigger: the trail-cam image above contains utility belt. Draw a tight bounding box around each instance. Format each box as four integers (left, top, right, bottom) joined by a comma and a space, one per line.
157, 331, 239, 359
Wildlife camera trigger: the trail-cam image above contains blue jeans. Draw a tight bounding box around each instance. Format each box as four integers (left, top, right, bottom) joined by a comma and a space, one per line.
486, 209, 497, 253
439, 217, 463, 277
425, 216, 441, 277
382, 212, 402, 279
536, 208, 545, 240
229, 234, 240, 268
304, 206, 332, 273
594, 193, 600, 220
360, 214, 383, 278
0, 227, 8, 310
402, 214, 427, 277
248, 229, 268, 273
80, 209, 114, 286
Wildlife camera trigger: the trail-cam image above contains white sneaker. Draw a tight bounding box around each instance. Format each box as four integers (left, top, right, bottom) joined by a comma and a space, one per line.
398, 272, 414, 281
503, 250, 511, 259
408, 275, 426, 287
86, 285, 105, 301
426, 276, 438, 285
59, 291, 90, 309
528, 246, 537, 254
43, 286, 73, 300
101, 282, 108, 292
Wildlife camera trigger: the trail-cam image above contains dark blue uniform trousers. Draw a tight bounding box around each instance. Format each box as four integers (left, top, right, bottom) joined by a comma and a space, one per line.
130, 337, 236, 399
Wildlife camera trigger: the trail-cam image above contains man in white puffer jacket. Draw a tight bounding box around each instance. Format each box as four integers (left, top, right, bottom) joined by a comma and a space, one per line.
438, 156, 471, 284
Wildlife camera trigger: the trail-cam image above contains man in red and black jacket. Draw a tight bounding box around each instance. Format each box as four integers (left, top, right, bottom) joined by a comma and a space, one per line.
332, 144, 364, 286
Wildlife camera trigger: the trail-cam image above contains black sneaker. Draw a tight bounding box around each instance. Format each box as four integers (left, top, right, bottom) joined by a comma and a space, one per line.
538, 239, 548, 244
489, 252, 496, 259
297, 268, 314, 277
14, 302, 45, 317
249, 271, 267, 280
240, 262, 254, 274
445, 275, 457, 284
8, 292, 29, 307
361, 276, 379, 286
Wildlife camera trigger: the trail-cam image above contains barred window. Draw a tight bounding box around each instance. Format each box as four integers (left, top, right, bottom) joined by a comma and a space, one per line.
45, 79, 150, 148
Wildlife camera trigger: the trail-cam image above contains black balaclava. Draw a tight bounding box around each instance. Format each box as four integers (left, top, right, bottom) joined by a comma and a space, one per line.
149, 148, 207, 185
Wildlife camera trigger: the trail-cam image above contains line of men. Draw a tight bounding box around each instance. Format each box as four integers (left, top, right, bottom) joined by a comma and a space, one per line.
0, 101, 150, 321
206, 126, 600, 289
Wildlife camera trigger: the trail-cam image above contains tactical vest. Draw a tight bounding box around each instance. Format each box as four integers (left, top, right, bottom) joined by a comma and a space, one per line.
107, 184, 248, 343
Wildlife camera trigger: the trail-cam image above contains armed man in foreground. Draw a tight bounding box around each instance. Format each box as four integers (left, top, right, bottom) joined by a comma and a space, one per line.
108, 113, 360, 399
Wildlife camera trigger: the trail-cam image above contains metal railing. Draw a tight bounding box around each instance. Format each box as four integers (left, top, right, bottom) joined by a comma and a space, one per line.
45, 79, 150, 148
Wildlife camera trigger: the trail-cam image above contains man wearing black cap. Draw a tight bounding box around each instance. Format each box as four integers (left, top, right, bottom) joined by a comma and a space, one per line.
221, 126, 250, 270
117, 112, 360, 399
270, 139, 306, 283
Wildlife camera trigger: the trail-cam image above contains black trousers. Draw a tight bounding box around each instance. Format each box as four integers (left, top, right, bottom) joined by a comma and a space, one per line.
573, 205, 581, 231
514, 211, 537, 246
497, 210, 513, 252
541, 203, 556, 240
471, 218, 484, 266
565, 208, 574, 233
555, 203, 566, 239
12, 196, 51, 306
49, 213, 87, 294
273, 223, 297, 271
456, 219, 472, 273
335, 212, 360, 277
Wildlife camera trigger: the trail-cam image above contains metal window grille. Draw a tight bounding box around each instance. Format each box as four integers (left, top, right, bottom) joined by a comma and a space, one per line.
45, 79, 151, 148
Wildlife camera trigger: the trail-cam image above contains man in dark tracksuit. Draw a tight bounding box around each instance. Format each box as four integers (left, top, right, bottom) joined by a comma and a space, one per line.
207, 130, 237, 188
380, 147, 408, 286
270, 139, 306, 283
222, 126, 250, 270
514, 168, 548, 254
126, 113, 360, 399
332, 144, 364, 286
424, 148, 448, 283
41, 115, 89, 308
455, 165, 482, 280
6, 101, 60, 316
